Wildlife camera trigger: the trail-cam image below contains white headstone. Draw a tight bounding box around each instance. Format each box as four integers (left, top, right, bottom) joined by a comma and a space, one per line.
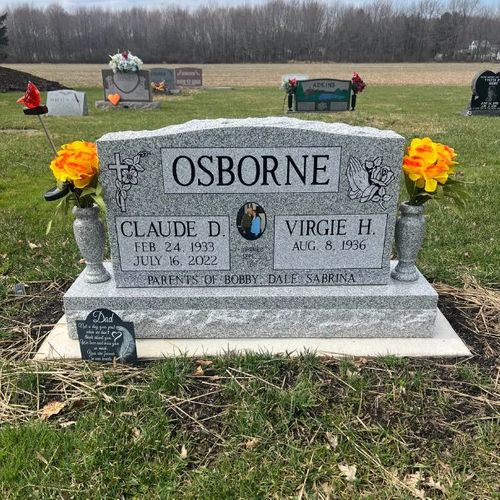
47, 90, 88, 116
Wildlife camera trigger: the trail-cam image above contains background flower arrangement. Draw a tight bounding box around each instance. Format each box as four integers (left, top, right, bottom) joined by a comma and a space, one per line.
109, 50, 143, 73
280, 78, 297, 94
351, 72, 366, 94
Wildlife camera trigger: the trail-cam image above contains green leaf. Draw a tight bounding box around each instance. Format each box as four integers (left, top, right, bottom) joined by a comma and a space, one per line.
403, 173, 415, 201
92, 193, 107, 215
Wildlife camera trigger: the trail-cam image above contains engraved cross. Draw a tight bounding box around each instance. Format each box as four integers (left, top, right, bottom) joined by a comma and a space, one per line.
108, 153, 129, 182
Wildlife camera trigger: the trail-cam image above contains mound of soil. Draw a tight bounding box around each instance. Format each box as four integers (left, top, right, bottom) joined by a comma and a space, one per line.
0, 66, 68, 92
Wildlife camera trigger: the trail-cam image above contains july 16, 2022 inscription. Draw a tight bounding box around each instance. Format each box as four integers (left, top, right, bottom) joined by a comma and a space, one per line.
97, 118, 404, 288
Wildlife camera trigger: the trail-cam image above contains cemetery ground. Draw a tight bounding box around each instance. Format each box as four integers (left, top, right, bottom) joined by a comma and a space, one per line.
0, 84, 499, 498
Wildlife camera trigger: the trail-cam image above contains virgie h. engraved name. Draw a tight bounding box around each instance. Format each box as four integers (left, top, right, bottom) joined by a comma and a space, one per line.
274, 214, 387, 270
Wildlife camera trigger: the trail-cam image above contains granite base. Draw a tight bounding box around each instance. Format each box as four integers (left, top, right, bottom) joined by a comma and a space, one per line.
35, 310, 471, 360
95, 101, 161, 110
463, 108, 500, 116
64, 262, 438, 339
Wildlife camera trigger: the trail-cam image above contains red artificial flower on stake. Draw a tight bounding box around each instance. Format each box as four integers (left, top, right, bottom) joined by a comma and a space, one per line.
351, 72, 366, 94
16, 81, 42, 109
17, 81, 56, 154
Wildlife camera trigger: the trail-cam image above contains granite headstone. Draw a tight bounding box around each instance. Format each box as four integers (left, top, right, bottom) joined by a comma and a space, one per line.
101, 69, 152, 102
150, 67, 176, 92
63, 118, 438, 340
47, 90, 88, 116
96, 118, 402, 288
466, 70, 500, 115
175, 67, 202, 87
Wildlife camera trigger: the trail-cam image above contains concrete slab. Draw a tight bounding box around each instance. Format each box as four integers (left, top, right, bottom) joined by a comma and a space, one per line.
35, 309, 471, 360
95, 101, 161, 110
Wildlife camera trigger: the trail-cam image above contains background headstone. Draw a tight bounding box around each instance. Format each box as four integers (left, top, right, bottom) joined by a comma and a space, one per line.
76, 308, 137, 363
175, 67, 203, 87
295, 79, 351, 112
102, 69, 152, 102
466, 70, 500, 115
150, 67, 176, 91
47, 90, 88, 116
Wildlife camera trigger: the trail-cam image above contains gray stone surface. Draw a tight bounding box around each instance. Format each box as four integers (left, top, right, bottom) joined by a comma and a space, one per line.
64, 262, 438, 339
150, 67, 176, 90
95, 101, 160, 110
36, 310, 472, 360
47, 90, 88, 116
96, 117, 404, 288
175, 67, 202, 87
72, 206, 111, 284
102, 69, 152, 102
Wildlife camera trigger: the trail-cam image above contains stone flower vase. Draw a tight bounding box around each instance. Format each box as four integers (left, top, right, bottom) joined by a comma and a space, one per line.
391, 202, 425, 282
72, 205, 111, 284
287, 93, 294, 112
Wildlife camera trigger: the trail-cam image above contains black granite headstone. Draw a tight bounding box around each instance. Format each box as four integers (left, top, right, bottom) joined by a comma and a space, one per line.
465, 70, 500, 116
76, 308, 137, 363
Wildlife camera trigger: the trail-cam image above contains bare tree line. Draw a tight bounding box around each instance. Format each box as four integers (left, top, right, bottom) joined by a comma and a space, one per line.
3, 0, 500, 63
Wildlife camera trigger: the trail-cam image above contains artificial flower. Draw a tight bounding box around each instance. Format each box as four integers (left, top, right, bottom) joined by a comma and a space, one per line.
351, 72, 366, 94
281, 78, 298, 94
402, 137, 465, 206
16, 81, 41, 109
50, 141, 99, 189
109, 50, 143, 73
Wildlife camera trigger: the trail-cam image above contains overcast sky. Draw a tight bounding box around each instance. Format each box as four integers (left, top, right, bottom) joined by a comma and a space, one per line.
1, 0, 498, 9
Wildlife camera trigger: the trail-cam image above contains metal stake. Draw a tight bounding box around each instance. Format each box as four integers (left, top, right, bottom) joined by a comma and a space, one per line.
37, 114, 57, 155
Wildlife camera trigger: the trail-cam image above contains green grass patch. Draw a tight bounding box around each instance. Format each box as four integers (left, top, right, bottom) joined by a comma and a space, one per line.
0, 356, 498, 498
0, 85, 499, 498
1, 85, 499, 293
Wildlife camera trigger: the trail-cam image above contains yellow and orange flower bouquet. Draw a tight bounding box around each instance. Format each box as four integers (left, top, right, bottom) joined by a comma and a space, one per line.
402, 137, 467, 208
45, 141, 106, 232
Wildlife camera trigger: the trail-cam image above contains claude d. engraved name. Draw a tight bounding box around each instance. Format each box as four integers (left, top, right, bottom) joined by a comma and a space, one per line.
116, 216, 230, 271
161, 147, 341, 194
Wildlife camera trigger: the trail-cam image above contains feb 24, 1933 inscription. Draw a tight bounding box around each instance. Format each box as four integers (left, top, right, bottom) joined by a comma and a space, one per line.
97, 118, 403, 288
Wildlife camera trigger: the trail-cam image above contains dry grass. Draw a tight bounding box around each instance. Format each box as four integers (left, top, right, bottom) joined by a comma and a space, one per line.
0, 281, 498, 497
0, 280, 498, 425
2, 62, 493, 88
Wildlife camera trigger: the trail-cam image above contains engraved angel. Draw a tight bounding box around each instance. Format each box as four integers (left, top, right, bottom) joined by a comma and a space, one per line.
346, 156, 395, 209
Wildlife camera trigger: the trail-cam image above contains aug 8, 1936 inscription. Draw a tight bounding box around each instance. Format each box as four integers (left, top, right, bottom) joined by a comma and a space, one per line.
97, 118, 404, 288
